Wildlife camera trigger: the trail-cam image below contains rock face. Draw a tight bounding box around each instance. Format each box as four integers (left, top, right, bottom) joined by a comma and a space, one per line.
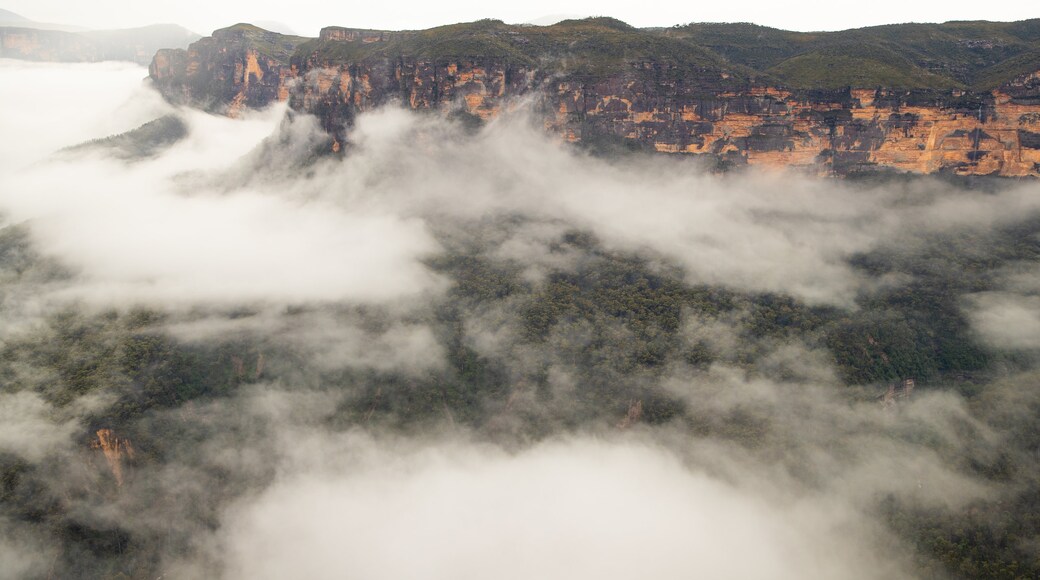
91, 429, 135, 487
148, 20, 1040, 176
288, 54, 538, 150
150, 24, 305, 114
557, 84, 1040, 176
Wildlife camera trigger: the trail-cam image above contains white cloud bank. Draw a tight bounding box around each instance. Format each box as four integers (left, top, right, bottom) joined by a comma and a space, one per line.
215, 436, 912, 580
4, 61, 1040, 312
0, 60, 444, 307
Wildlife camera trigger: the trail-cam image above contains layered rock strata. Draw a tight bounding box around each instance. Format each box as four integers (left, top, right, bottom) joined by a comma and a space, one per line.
149, 24, 1040, 176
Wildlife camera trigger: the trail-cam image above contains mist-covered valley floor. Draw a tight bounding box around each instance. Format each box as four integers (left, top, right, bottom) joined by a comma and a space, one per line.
2, 58, 1040, 579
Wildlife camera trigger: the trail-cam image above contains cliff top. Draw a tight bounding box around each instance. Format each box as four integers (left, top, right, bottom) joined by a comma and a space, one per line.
294, 18, 759, 84
168, 17, 1040, 91
209, 23, 309, 62
667, 18, 1040, 89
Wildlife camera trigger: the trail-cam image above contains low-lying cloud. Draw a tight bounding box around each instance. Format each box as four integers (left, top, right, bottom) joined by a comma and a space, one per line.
966, 292, 1040, 350
214, 436, 913, 580
2, 58, 1040, 580
1, 62, 443, 307
4, 61, 1040, 310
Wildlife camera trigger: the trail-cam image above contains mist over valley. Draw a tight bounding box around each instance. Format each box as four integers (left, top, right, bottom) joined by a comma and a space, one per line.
1, 14, 1040, 577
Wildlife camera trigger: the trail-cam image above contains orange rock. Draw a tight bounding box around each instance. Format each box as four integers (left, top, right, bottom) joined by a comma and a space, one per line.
92, 429, 135, 487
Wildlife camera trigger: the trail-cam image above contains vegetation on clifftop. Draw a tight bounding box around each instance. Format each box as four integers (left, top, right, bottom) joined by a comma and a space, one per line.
214, 23, 309, 63
181, 17, 1040, 90
668, 19, 1040, 89
295, 18, 761, 82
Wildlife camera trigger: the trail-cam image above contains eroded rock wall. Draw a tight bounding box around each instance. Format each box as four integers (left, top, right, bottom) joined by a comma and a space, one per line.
148, 29, 1040, 176
289, 55, 537, 148
149, 26, 300, 115
549, 82, 1040, 176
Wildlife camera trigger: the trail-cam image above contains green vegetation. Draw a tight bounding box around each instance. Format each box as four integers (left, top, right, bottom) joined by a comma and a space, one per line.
767, 45, 963, 90
208, 17, 1040, 90
215, 23, 309, 63
972, 47, 1040, 91
62, 115, 188, 160
663, 22, 819, 70
295, 18, 756, 83
666, 18, 1040, 89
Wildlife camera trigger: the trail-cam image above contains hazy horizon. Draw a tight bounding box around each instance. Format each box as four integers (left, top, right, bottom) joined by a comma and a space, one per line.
1, 1, 1037, 37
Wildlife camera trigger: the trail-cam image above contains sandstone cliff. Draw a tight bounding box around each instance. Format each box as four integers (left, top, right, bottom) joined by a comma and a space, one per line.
148, 19, 1040, 176
1, 24, 199, 65
151, 23, 306, 114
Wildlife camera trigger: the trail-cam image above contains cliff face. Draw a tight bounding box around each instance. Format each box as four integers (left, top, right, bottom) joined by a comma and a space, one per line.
91, 429, 135, 487
1, 27, 96, 61
553, 83, 1040, 176
288, 54, 538, 150
150, 24, 306, 114
1, 24, 199, 65
148, 21, 1040, 177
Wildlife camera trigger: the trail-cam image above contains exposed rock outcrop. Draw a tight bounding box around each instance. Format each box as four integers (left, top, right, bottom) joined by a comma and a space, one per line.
150, 23, 306, 114
147, 20, 1040, 177
91, 429, 135, 486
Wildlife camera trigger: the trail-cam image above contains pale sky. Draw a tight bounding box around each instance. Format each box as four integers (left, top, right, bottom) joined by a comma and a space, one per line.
3, 0, 1037, 37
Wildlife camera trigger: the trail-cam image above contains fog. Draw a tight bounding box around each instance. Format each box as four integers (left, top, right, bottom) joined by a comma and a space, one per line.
0, 59, 166, 170
4, 59, 1040, 309
215, 437, 911, 580
1, 58, 1039, 579
1, 63, 442, 307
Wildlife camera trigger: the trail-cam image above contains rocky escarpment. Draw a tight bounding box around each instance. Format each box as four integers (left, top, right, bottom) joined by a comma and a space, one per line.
1, 27, 95, 61
149, 19, 1040, 176
150, 23, 306, 113
2, 24, 199, 65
